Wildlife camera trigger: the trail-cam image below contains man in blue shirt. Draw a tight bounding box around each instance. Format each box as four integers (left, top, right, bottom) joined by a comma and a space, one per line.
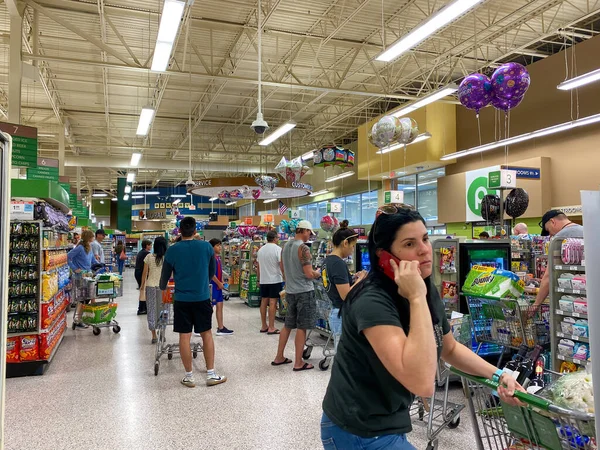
160, 217, 227, 388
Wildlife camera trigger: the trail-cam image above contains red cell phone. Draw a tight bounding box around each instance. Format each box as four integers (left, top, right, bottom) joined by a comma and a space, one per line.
378, 250, 400, 281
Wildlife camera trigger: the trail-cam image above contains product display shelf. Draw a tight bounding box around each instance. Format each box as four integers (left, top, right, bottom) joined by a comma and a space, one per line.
432, 239, 459, 316
241, 241, 264, 307
7, 220, 67, 377
101, 238, 115, 269
549, 237, 588, 372
224, 239, 241, 296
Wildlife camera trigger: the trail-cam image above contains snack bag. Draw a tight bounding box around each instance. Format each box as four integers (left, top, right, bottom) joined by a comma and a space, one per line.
462, 266, 524, 298
6, 337, 20, 363
20, 335, 39, 361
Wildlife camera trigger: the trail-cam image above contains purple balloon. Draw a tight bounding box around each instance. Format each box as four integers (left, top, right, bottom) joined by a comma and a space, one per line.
458, 73, 493, 113
491, 95, 523, 112
491, 62, 530, 100
176, 214, 185, 220
171, 227, 179, 236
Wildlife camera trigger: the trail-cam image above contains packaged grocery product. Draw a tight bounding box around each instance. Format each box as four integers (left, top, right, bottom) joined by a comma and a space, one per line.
20, 335, 39, 361
81, 302, 117, 325
572, 275, 587, 291
6, 337, 20, 363
559, 298, 574, 312
560, 361, 578, 373
561, 317, 576, 335
573, 343, 589, 360
574, 299, 588, 315
558, 339, 575, 357
558, 273, 575, 289
572, 320, 589, 338
462, 266, 524, 299
546, 370, 594, 413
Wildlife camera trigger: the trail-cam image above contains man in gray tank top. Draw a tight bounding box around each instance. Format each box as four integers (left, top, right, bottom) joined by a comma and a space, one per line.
272, 220, 321, 371
532, 210, 584, 311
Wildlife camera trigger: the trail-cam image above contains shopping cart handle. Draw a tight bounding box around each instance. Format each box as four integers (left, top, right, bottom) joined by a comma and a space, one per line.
449, 367, 551, 411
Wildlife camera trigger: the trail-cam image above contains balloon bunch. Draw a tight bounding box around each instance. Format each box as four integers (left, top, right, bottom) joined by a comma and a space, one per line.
368, 117, 419, 149
171, 227, 180, 236
196, 219, 209, 231
237, 225, 258, 237
280, 219, 300, 235
459, 63, 530, 114
274, 157, 310, 183
320, 215, 340, 233
217, 189, 251, 200
224, 226, 237, 239
313, 146, 355, 168
255, 175, 278, 194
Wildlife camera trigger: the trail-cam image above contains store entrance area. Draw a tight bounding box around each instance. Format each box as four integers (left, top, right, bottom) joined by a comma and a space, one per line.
4, 271, 476, 449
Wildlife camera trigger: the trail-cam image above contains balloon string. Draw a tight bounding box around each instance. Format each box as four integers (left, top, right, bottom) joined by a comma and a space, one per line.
477, 114, 483, 164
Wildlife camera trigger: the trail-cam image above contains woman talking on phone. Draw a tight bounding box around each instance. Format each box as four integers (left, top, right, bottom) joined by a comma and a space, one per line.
321, 206, 523, 449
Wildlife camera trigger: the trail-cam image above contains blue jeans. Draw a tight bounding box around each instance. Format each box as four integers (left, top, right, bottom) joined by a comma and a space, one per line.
328, 308, 342, 351
117, 259, 124, 275
321, 413, 415, 450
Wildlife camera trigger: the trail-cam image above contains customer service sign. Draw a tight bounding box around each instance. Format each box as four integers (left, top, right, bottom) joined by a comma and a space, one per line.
465, 166, 500, 222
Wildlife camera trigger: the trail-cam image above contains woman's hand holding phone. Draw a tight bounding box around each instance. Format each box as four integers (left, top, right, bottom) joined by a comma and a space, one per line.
389, 259, 427, 302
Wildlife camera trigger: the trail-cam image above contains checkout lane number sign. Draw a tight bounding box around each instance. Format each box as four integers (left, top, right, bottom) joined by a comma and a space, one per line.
465, 166, 499, 222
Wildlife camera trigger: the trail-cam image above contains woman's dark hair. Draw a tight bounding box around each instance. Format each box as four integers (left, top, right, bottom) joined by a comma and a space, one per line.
142, 239, 152, 249
332, 228, 358, 247
115, 242, 123, 253
346, 208, 440, 326
339, 219, 349, 229
209, 238, 222, 248
153, 237, 167, 266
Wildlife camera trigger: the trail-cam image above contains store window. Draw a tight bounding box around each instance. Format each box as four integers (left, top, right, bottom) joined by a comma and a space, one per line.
239, 203, 254, 218
307, 203, 319, 227
396, 174, 416, 206
317, 202, 327, 221
344, 194, 361, 226
361, 191, 378, 226
332, 198, 346, 219
417, 168, 445, 224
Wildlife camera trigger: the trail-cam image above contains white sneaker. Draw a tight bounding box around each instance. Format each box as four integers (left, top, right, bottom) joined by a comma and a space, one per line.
181, 375, 196, 388
193, 332, 201, 337
206, 373, 227, 387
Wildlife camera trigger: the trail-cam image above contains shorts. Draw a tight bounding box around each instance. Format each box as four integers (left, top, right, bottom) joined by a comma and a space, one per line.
211, 286, 224, 305
260, 282, 283, 299
284, 290, 316, 330
173, 300, 212, 334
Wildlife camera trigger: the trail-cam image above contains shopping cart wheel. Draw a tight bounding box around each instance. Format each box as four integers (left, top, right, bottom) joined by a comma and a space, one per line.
426, 440, 438, 450
193, 351, 197, 359
112, 326, 121, 334
168, 351, 173, 360
154, 361, 159, 376
447, 416, 460, 429
92, 327, 101, 336
318, 358, 330, 371
302, 346, 313, 360
72, 322, 77, 330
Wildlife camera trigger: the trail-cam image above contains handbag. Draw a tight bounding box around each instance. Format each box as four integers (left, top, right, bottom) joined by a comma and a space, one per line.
119, 249, 127, 261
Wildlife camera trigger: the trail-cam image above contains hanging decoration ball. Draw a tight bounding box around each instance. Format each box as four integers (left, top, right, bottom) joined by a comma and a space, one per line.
313, 149, 324, 167
320, 215, 336, 232
252, 189, 261, 200
504, 188, 530, 219
255, 175, 278, 193
241, 185, 251, 198
458, 73, 494, 113
491, 95, 524, 113
331, 216, 340, 233
481, 195, 501, 222
396, 117, 420, 144
171, 227, 179, 236
371, 116, 398, 148
491, 62, 530, 101
218, 190, 230, 199
229, 189, 244, 199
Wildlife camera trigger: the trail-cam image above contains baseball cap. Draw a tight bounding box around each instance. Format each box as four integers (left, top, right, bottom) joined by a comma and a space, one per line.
297, 220, 316, 235
539, 210, 563, 236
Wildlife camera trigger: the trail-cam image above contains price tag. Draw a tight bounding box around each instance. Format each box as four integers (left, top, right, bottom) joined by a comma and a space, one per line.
570, 266, 578, 271
384, 190, 404, 204
10, 201, 34, 220
573, 289, 581, 294
558, 354, 565, 361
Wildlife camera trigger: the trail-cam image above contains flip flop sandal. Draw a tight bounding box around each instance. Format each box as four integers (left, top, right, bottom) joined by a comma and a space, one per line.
271, 358, 293, 366
260, 328, 269, 333
293, 363, 314, 372
267, 329, 280, 335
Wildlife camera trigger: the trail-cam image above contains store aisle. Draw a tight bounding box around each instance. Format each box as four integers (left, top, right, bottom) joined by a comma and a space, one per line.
5, 272, 477, 449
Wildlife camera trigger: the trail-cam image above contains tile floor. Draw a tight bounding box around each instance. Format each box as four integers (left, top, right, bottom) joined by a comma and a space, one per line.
5, 272, 479, 450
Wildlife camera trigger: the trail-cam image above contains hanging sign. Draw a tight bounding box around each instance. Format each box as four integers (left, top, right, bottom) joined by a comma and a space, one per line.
10, 201, 35, 220
0, 122, 38, 168
501, 165, 541, 180
384, 190, 404, 204
27, 158, 59, 181
244, 217, 253, 225
288, 210, 301, 219
488, 169, 517, 189
264, 214, 274, 223
465, 165, 500, 222
327, 202, 342, 213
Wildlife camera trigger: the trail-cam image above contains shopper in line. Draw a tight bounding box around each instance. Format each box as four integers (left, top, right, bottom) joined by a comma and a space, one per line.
513, 223, 528, 235
160, 217, 227, 388
257, 230, 283, 334
139, 237, 167, 344
209, 238, 234, 336
114, 240, 125, 276
68, 232, 80, 251
532, 210, 584, 312
272, 220, 320, 371
478, 231, 490, 239
321, 223, 366, 351
320, 207, 524, 449
135, 239, 152, 314
90, 229, 106, 265
68, 229, 95, 329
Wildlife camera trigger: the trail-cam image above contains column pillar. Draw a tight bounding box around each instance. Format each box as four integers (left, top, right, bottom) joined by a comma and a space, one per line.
7, 1, 24, 124
116, 177, 132, 233
58, 130, 65, 176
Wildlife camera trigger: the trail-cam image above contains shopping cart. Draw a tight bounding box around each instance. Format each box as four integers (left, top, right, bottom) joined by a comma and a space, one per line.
451, 366, 596, 450
153, 282, 203, 376
72, 276, 122, 335
465, 294, 550, 356
302, 281, 336, 371
409, 315, 471, 450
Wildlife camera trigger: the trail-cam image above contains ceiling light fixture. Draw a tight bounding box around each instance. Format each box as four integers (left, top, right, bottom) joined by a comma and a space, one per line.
391, 86, 458, 118
131, 195, 144, 199
302, 150, 315, 161
309, 189, 329, 197
263, 199, 277, 204
209, 197, 218, 202
92, 192, 108, 198
132, 191, 160, 195
441, 112, 600, 161
171, 194, 187, 198
172, 199, 181, 205
130, 152, 142, 166
111, 197, 118, 202
376, 0, 483, 62
136, 106, 156, 136
259, 122, 296, 146
100, 200, 105, 204
557, 67, 600, 90
325, 171, 355, 183
126, 172, 135, 183
376, 132, 433, 155
225, 201, 237, 206
124, 185, 132, 194
151, 0, 186, 72
123, 194, 130, 201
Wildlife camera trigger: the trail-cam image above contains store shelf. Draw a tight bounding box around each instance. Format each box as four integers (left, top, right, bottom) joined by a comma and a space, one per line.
40, 287, 66, 305
556, 288, 586, 295
555, 309, 587, 319
40, 304, 68, 334
43, 246, 70, 251
42, 264, 68, 275
7, 330, 39, 337
43, 332, 65, 363
556, 332, 589, 344
557, 354, 588, 366
554, 265, 586, 271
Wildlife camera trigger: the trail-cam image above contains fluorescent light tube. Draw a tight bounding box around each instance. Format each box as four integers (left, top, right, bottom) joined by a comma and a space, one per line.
111, 197, 118, 202
263, 199, 277, 204
151, 0, 186, 72
132, 195, 144, 199
171, 194, 187, 198
92, 192, 108, 198
391, 86, 458, 118
123, 194, 130, 201
225, 201, 236, 206
376, 0, 483, 62
309, 189, 329, 197
325, 171, 355, 183
376, 132, 432, 155
126, 172, 135, 183
124, 185, 132, 194
130, 152, 142, 166
209, 197, 218, 202
136, 106, 156, 136
441, 112, 600, 160
302, 151, 315, 161
132, 191, 160, 195
172, 199, 181, 204
557, 68, 600, 90
259, 122, 297, 146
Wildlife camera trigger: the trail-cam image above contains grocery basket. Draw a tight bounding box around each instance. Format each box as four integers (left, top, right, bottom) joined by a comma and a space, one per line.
465, 294, 550, 354
74, 278, 122, 335
451, 366, 596, 450
303, 281, 335, 371
409, 315, 471, 450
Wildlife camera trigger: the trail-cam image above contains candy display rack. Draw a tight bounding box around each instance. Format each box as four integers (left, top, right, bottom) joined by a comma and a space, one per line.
223, 238, 241, 296
432, 239, 459, 316
240, 241, 264, 307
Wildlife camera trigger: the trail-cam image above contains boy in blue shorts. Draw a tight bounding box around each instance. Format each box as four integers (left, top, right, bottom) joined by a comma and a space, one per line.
210, 239, 234, 336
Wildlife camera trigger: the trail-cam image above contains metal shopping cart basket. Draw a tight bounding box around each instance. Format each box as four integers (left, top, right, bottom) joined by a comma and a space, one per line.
74, 278, 122, 335
409, 314, 471, 450
451, 366, 596, 450
303, 281, 336, 371
153, 282, 203, 376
